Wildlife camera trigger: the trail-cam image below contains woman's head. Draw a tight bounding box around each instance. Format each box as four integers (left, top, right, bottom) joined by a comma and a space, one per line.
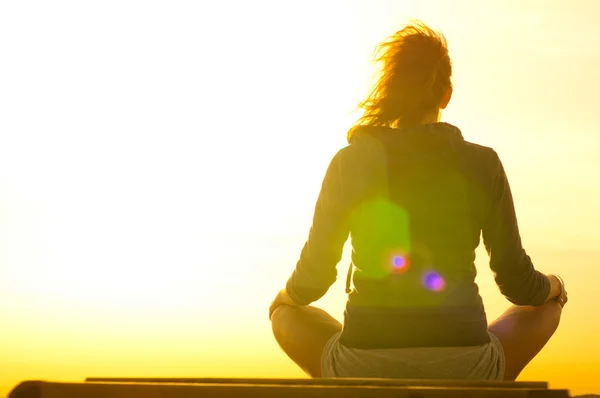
349, 21, 453, 141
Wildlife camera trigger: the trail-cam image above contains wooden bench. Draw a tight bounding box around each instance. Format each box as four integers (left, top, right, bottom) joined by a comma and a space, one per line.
8, 377, 571, 397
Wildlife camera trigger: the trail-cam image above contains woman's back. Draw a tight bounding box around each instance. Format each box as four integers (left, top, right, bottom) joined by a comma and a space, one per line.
332, 122, 547, 349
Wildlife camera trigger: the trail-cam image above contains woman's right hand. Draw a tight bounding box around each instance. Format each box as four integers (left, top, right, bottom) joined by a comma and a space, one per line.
547, 274, 568, 307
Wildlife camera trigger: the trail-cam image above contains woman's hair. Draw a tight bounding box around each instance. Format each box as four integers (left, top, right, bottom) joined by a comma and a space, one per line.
348, 21, 452, 141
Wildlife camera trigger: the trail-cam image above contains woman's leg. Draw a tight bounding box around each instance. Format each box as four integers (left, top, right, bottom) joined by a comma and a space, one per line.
488, 300, 562, 381
271, 305, 343, 377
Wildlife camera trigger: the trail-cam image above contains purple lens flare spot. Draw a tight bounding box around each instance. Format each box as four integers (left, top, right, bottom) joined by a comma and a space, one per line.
392, 255, 406, 269
423, 271, 445, 292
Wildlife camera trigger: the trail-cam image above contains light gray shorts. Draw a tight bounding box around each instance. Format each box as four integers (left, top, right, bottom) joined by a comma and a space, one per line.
321, 331, 505, 380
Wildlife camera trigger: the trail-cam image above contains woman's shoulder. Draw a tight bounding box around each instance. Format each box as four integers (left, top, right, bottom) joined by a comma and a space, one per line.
334, 131, 387, 171
461, 139, 499, 160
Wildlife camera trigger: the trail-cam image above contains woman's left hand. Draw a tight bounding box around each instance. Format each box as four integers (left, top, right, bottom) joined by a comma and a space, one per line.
269, 288, 300, 320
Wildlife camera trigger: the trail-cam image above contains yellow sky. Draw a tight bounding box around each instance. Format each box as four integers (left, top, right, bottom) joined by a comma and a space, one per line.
1, 0, 599, 396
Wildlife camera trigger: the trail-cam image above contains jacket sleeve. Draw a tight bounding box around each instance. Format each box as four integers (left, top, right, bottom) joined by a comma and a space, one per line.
285, 149, 352, 305
482, 151, 550, 306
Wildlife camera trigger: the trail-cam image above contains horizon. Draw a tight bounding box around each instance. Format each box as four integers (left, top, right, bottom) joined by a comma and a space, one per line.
1, 1, 599, 396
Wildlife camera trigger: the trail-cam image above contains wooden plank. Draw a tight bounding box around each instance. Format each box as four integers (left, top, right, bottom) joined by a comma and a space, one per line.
85, 377, 549, 389
9, 381, 571, 398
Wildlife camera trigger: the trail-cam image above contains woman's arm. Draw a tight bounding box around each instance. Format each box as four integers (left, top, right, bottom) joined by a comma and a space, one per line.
283, 148, 352, 306
482, 151, 551, 306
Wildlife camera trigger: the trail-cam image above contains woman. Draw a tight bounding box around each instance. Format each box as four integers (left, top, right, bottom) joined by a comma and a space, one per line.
269, 21, 567, 381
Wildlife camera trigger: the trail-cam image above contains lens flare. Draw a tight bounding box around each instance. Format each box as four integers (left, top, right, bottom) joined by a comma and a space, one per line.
423, 271, 445, 292
388, 252, 410, 273
393, 255, 406, 269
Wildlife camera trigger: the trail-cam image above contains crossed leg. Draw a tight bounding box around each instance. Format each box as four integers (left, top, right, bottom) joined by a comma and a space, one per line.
271, 301, 562, 380
270, 305, 342, 377
488, 300, 562, 381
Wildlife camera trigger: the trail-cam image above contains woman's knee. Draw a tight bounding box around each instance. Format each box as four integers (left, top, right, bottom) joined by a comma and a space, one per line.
529, 300, 563, 333
270, 304, 287, 323
270, 305, 296, 342
491, 301, 564, 381
271, 305, 342, 348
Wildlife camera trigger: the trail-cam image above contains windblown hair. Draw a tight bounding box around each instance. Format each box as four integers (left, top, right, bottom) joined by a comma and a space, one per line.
348, 21, 452, 142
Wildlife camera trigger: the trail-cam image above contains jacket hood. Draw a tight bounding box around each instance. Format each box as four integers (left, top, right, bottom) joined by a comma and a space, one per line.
348, 122, 464, 152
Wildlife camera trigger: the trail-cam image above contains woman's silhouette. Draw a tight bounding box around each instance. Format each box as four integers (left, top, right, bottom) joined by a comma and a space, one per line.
269, 21, 567, 381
